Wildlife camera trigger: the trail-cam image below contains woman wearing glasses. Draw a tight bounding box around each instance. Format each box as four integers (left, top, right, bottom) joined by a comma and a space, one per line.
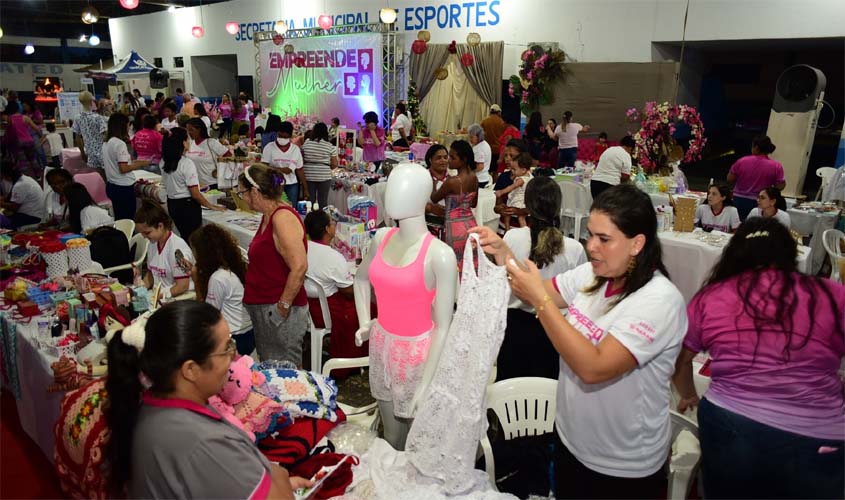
237, 163, 309, 366
106, 301, 311, 498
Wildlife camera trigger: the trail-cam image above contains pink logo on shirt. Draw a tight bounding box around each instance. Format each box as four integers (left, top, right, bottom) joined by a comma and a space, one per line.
629, 321, 656, 343
568, 305, 604, 345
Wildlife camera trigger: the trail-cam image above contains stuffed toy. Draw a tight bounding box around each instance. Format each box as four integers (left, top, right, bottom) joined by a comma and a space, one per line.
48, 356, 94, 393
208, 355, 289, 441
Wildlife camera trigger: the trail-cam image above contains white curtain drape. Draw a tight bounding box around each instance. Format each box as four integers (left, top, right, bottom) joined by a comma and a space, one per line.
420, 54, 487, 137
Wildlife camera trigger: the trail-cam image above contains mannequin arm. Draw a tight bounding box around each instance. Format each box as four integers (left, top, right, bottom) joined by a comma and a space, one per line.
409, 244, 458, 415
353, 229, 389, 345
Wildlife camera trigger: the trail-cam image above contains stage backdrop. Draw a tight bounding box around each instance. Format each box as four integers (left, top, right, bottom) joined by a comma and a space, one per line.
260, 33, 382, 127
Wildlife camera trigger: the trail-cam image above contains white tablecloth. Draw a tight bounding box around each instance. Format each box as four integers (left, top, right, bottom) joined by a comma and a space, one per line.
133, 170, 162, 183
1, 312, 64, 461
787, 208, 841, 274
201, 209, 261, 249
659, 231, 811, 303
474, 189, 497, 228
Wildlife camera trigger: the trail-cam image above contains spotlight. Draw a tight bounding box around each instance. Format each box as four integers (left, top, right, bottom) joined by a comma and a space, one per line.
89, 34, 101, 46
24, 43, 35, 55
379, 8, 397, 24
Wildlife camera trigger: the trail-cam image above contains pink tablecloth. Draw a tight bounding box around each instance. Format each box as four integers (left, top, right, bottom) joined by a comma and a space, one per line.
61, 148, 86, 174
410, 142, 431, 161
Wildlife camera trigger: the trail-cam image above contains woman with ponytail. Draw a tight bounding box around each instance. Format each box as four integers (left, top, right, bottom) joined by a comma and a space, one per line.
106, 301, 309, 498
497, 176, 587, 380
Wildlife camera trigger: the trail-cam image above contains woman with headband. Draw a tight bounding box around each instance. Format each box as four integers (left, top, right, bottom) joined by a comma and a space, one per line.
237, 163, 309, 365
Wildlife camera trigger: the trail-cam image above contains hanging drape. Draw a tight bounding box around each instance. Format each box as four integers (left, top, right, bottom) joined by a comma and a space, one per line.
409, 45, 451, 103
420, 54, 488, 137
456, 41, 504, 108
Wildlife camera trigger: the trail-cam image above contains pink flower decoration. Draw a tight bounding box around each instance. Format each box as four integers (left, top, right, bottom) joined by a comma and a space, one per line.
526, 71, 534, 80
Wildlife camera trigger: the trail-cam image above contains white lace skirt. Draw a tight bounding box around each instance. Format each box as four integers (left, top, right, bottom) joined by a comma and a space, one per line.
368, 321, 433, 419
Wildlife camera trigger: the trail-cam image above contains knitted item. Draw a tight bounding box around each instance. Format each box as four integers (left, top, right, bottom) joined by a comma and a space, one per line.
53, 379, 113, 500
257, 369, 340, 422
257, 408, 346, 467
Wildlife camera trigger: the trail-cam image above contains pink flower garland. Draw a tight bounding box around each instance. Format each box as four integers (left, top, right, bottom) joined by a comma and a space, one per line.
627, 101, 706, 171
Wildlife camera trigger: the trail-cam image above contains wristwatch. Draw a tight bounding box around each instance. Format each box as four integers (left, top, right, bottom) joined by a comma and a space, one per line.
278, 300, 291, 310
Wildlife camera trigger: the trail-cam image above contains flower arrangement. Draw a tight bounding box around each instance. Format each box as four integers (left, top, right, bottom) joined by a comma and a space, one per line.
508, 45, 567, 113
281, 111, 321, 136
626, 101, 706, 173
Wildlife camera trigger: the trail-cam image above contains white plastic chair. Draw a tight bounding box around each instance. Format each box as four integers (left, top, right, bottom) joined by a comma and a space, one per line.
558, 180, 592, 241
321, 357, 380, 431
112, 219, 135, 243
304, 276, 331, 372
668, 410, 701, 500
480, 377, 558, 489
102, 233, 148, 275
822, 229, 845, 282
815, 167, 837, 200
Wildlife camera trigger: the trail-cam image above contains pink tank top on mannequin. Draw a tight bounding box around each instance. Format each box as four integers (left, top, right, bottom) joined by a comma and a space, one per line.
369, 228, 436, 337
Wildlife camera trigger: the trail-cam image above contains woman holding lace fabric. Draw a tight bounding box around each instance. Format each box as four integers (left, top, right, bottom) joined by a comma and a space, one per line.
105, 301, 310, 498
471, 184, 687, 499
673, 217, 844, 499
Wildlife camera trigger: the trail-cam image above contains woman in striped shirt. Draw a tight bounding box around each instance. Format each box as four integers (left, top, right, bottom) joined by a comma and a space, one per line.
301, 122, 339, 209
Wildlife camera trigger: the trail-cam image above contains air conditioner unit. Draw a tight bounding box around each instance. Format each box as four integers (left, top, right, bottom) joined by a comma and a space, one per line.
149, 68, 169, 89
765, 64, 826, 197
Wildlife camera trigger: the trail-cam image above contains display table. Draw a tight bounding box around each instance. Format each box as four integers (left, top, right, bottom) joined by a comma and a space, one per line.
659, 230, 811, 302
201, 209, 261, 249
787, 203, 842, 274
327, 173, 388, 225
0, 310, 65, 462
434, 132, 467, 149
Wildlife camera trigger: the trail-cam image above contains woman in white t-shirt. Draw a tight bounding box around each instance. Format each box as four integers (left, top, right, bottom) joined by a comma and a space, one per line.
161, 128, 224, 242
102, 113, 151, 221
547, 111, 590, 169
695, 183, 741, 233
590, 136, 634, 200
135, 201, 194, 299
467, 123, 492, 188
747, 186, 791, 229
160, 102, 179, 131
498, 176, 587, 380
189, 223, 254, 355
185, 118, 231, 190
0, 166, 45, 229
303, 210, 368, 365
63, 182, 114, 234
41, 168, 74, 227
390, 102, 412, 147
262, 121, 307, 204
471, 183, 687, 498
193, 103, 212, 133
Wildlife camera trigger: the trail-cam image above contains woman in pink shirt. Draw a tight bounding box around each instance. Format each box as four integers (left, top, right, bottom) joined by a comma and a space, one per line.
356, 111, 386, 166
218, 93, 233, 142
727, 135, 786, 220
674, 217, 844, 499
131, 114, 163, 172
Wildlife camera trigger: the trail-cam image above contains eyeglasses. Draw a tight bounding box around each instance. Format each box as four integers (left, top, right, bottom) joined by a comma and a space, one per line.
235, 188, 250, 199
209, 337, 237, 358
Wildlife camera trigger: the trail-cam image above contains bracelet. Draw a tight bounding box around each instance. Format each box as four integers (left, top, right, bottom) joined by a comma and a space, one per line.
535, 294, 552, 319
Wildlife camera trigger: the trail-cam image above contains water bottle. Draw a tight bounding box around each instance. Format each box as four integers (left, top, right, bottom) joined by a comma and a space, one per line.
408, 152, 415, 162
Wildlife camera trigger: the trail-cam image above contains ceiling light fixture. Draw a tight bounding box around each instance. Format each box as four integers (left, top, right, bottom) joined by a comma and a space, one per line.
24, 43, 35, 55
274, 20, 287, 34
119, 0, 140, 9
379, 8, 397, 24
81, 5, 99, 24
79, 34, 88, 42
225, 21, 239, 35
89, 34, 101, 46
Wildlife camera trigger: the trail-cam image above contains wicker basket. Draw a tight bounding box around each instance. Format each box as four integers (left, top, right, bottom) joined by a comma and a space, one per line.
41, 335, 80, 358
674, 196, 698, 232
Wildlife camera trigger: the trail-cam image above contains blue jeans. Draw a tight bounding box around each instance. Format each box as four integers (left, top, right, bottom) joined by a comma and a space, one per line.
557, 147, 577, 168
233, 329, 255, 356
733, 196, 757, 221
698, 397, 844, 499
284, 183, 299, 204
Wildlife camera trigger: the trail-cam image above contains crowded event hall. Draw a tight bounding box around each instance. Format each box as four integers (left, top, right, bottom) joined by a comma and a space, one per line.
1, 0, 844, 498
